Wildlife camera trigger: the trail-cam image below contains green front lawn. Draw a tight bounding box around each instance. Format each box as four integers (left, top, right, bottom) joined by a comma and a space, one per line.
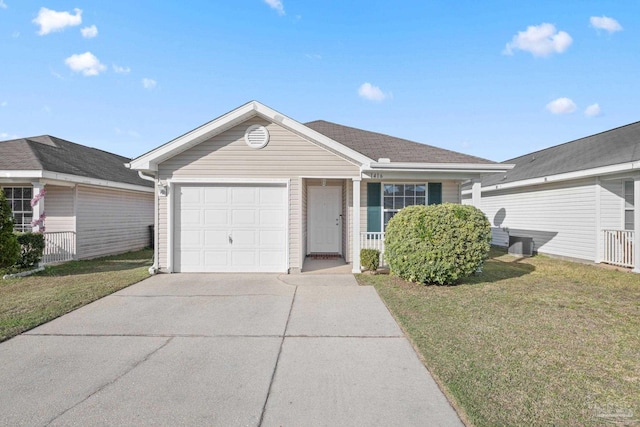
357, 248, 640, 427
0, 249, 152, 342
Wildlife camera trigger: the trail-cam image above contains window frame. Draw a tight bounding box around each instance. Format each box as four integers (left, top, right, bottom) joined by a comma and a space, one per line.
2, 186, 33, 232
624, 180, 634, 231
381, 182, 428, 231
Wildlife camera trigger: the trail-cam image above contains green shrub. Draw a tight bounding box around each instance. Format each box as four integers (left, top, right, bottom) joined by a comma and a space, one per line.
385, 203, 491, 285
0, 189, 20, 270
360, 248, 380, 272
15, 232, 45, 269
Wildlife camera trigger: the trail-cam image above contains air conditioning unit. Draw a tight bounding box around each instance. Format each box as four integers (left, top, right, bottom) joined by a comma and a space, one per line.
508, 236, 533, 257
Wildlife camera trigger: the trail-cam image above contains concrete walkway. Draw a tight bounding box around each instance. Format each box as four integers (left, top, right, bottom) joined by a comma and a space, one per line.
0, 273, 463, 427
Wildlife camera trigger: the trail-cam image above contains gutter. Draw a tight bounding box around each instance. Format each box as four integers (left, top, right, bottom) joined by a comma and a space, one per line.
137, 170, 160, 275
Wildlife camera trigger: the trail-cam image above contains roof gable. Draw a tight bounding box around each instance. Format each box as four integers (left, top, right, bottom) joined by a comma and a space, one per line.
483, 121, 640, 187
129, 101, 373, 172
0, 135, 152, 188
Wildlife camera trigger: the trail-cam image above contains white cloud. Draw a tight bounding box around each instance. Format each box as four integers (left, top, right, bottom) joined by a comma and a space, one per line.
81, 25, 98, 38
0, 1, 7, 9
263, 0, 285, 15
590, 16, 622, 33
584, 103, 601, 117
65, 52, 106, 76
33, 7, 82, 35
546, 97, 577, 114
504, 23, 572, 57
305, 53, 322, 60
358, 82, 388, 101
11, 31, 19, 38
1, 101, 7, 107
142, 78, 157, 89
112, 64, 131, 74
0, 132, 19, 139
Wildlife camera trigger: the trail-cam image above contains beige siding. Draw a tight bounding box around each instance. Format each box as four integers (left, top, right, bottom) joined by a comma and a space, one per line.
76, 185, 154, 259
44, 185, 75, 232
478, 178, 597, 261
158, 117, 360, 271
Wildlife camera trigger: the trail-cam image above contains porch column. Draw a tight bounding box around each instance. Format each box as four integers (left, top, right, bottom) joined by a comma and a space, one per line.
352, 178, 361, 273
634, 175, 640, 273
595, 178, 602, 263
471, 179, 481, 207
31, 181, 45, 232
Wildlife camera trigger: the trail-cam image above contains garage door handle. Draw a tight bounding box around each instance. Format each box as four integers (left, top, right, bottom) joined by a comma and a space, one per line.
229, 235, 233, 244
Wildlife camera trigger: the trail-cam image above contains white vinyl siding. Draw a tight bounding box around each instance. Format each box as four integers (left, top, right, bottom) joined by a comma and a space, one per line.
477, 178, 597, 261
157, 117, 360, 271
76, 186, 154, 259
44, 185, 75, 233
600, 179, 624, 230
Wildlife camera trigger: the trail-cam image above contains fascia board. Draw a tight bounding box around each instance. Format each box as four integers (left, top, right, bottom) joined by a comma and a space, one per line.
128, 101, 258, 171
474, 160, 640, 194
252, 103, 373, 166
41, 171, 154, 193
0, 170, 43, 179
366, 162, 515, 173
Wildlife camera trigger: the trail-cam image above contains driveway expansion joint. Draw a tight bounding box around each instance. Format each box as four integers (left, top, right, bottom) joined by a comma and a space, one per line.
44, 337, 174, 426
258, 285, 298, 426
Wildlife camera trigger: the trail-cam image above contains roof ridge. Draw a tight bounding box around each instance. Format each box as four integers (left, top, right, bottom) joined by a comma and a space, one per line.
501, 120, 640, 163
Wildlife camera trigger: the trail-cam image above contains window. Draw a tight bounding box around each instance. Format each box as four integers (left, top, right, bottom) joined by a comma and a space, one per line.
382, 183, 438, 230
624, 181, 634, 230
3, 187, 33, 232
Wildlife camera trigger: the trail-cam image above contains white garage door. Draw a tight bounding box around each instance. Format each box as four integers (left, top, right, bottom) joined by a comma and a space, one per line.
174, 184, 287, 272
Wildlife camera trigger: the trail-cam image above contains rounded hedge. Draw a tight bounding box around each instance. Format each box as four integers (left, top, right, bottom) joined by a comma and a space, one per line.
384, 203, 491, 285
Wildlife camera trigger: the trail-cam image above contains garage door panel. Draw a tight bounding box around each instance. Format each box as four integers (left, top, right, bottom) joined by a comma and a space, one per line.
204, 209, 229, 226
180, 187, 202, 203
232, 230, 257, 246
204, 230, 228, 246
232, 209, 258, 225
175, 184, 287, 272
205, 251, 229, 267
204, 187, 228, 204
260, 210, 285, 225
231, 187, 257, 205
259, 230, 285, 246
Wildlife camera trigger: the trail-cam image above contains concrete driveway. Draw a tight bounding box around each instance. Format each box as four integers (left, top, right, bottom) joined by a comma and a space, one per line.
0, 273, 463, 427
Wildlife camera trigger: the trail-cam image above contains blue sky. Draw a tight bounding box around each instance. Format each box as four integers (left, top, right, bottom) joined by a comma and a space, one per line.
1, 1, 638, 161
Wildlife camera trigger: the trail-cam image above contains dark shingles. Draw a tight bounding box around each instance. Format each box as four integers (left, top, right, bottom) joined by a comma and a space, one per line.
482, 121, 640, 187
305, 120, 495, 164
0, 136, 152, 187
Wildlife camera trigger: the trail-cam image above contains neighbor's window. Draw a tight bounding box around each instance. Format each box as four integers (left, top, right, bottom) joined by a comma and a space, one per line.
3, 187, 33, 232
383, 184, 427, 229
624, 181, 634, 230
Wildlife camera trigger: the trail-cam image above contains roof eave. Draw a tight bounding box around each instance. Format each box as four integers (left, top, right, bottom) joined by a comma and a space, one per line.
365, 162, 515, 174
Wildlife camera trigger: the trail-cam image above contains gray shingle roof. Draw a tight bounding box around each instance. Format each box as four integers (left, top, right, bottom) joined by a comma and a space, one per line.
0, 135, 152, 188
482, 121, 640, 187
305, 120, 495, 164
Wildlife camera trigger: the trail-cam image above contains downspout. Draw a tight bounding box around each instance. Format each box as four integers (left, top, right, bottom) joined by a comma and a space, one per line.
137, 170, 160, 275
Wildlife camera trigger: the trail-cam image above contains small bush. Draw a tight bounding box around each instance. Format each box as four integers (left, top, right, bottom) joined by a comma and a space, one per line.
15, 232, 45, 269
0, 189, 20, 270
360, 248, 380, 272
385, 203, 491, 285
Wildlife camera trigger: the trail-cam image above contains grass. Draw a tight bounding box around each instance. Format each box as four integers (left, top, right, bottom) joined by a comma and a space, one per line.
0, 249, 152, 342
357, 248, 640, 427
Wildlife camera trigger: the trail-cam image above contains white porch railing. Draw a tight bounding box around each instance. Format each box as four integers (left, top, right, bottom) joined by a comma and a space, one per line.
42, 231, 76, 265
360, 232, 386, 266
602, 229, 634, 268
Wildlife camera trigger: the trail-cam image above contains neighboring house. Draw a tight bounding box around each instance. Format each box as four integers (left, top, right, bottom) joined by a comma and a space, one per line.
462, 121, 640, 272
128, 101, 511, 273
0, 135, 154, 263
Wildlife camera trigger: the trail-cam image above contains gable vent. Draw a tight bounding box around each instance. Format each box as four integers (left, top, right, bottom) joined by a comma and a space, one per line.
244, 125, 270, 149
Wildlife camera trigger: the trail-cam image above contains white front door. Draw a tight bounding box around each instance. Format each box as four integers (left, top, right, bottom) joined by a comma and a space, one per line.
308, 186, 342, 254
